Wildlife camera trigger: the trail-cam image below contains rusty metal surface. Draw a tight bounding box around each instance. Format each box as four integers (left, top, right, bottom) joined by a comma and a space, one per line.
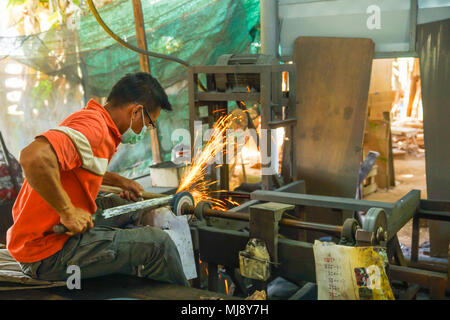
292, 37, 374, 199
417, 18, 450, 258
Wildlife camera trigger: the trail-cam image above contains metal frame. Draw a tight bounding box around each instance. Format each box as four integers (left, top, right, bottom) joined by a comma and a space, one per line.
188, 63, 297, 191
189, 182, 449, 299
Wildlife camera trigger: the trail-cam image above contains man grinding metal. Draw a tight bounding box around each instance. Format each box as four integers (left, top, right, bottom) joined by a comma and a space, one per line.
6, 72, 189, 286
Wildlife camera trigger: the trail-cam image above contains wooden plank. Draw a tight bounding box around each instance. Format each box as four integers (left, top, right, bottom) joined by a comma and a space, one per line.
417, 19, 450, 258
363, 182, 377, 196
292, 37, 374, 229
363, 114, 394, 190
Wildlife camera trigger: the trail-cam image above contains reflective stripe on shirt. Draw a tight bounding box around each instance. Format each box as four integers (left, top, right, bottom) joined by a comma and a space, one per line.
50, 126, 108, 176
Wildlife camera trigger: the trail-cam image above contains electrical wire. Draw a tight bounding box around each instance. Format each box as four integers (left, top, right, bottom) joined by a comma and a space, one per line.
87, 0, 190, 67
86, 1, 211, 93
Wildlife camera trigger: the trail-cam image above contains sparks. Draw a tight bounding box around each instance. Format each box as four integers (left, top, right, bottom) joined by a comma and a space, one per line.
177, 113, 239, 210
224, 279, 229, 294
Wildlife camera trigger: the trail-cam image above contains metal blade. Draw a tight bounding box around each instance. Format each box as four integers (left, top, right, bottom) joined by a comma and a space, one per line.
102, 195, 173, 219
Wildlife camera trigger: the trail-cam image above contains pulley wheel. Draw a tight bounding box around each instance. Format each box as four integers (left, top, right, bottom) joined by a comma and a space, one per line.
341, 218, 360, 243
194, 201, 213, 220
363, 208, 388, 244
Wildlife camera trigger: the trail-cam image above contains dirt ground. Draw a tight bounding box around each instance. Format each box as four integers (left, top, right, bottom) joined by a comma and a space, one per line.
364, 152, 429, 249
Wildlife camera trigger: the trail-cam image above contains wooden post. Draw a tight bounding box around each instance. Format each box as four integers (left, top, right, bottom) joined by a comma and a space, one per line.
132, 0, 161, 164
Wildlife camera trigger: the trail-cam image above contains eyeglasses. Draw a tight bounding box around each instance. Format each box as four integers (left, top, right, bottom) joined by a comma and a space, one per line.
143, 108, 156, 129
135, 102, 156, 129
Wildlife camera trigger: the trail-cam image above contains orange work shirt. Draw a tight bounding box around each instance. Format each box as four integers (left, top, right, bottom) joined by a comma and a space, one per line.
7, 99, 122, 263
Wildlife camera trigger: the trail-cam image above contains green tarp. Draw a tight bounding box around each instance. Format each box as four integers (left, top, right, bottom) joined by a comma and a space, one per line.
0, 0, 260, 178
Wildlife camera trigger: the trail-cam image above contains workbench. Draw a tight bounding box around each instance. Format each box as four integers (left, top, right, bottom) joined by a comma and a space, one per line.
0, 274, 238, 300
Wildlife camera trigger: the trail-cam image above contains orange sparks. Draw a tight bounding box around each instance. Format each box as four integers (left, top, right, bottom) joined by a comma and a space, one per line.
177, 113, 237, 210
224, 279, 229, 294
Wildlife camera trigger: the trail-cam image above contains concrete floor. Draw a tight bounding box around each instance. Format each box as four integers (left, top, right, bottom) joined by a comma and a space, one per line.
364, 153, 429, 250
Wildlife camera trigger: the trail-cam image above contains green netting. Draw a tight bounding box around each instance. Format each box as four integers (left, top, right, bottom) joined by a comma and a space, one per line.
79, 0, 260, 178
0, 0, 260, 178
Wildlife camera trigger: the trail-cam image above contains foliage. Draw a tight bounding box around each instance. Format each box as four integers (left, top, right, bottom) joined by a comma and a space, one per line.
7, 0, 86, 34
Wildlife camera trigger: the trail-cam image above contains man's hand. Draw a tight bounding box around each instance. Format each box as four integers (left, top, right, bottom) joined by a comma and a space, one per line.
59, 207, 94, 236
118, 178, 145, 202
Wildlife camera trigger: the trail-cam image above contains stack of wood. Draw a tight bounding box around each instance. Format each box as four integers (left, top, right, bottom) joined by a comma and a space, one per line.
366, 59, 396, 121
363, 59, 396, 190
391, 119, 424, 156
390, 59, 424, 156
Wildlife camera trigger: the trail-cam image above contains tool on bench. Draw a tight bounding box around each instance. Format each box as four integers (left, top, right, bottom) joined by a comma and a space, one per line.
53, 190, 194, 234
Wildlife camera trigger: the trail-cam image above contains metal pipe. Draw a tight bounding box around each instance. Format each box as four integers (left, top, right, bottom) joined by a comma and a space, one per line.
184, 205, 342, 235
260, 0, 279, 57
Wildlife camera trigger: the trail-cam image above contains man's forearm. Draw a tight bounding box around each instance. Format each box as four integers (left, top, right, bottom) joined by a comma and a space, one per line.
102, 172, 144, 201
102, 171, 125, 188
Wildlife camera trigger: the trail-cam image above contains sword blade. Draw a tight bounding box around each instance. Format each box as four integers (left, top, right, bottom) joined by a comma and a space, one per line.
102, 195, 174, 219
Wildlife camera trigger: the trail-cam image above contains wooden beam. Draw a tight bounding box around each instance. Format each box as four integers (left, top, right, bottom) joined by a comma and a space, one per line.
131, 0, 161, 164
132, 0, 150, 73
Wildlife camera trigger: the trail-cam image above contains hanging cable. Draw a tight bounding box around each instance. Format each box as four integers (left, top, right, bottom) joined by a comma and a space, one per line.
87, 0, 189, 67
86, 0, 208, 90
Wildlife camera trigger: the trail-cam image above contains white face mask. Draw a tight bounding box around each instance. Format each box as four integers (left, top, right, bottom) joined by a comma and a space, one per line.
121, 109, 147, 144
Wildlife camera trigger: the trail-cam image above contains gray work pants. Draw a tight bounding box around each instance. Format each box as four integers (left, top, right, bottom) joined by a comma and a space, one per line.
19, 195, 189, 287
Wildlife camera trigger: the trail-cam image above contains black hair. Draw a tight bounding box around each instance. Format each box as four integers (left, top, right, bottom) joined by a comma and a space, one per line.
107, 72, 172, 112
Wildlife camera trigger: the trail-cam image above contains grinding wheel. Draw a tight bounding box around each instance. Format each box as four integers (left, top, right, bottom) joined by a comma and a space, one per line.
170, 191, 195, 216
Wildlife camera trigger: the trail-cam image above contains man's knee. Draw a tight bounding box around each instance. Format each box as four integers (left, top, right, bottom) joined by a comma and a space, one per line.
120, 226, 174, 254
